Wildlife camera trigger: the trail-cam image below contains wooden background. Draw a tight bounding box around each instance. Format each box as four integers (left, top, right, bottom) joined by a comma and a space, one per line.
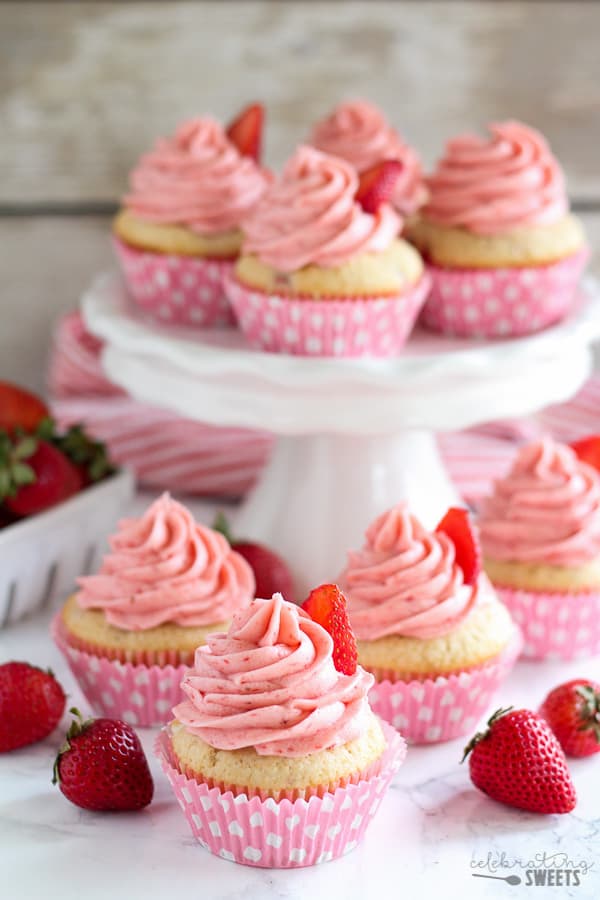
3, 0, 600, 391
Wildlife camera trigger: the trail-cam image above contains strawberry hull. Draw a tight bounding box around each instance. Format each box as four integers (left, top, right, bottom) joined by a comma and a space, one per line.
367, 630, 522, 744
155, 720, 406, 868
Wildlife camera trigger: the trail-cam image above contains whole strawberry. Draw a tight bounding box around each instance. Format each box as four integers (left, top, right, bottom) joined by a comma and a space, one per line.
302, 583, 358, 675
0, 433, 83, 517
0, 662, 66, 752
539, 679, 600, 758
53, 709, 153, 811
214, 512, 295, 602
463, 707, 577, 814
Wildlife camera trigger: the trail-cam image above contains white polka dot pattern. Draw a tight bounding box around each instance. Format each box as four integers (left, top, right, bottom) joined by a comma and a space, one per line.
224, 272, 431, 357
367, 632, 522, 744
154, 722, 406, 868
495, 587, 600, 660
114, 238, 236, 328
421, 248, 588, 338
51, 614, 187, 727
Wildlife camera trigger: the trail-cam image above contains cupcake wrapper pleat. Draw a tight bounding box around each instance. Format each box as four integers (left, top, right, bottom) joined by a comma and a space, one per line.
113, 237, 235, 327
51, 613, 187, 727
421, 247, 589, 338
495, 586, 600, 660
224, 271, 431, 357
367, 631, 522, 744
154, 720, 406, 868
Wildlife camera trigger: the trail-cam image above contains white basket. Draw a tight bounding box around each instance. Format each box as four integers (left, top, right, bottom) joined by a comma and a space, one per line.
0, 469, 135, 628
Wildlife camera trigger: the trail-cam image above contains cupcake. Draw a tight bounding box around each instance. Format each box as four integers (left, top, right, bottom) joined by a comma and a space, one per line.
52, 493, 255, 725
113, 107, 269, 327
338, 504, 521, 743
408, 121, 588, 337
479, 437, 600, 660
156, 592, 406, 867
309, 98, 426, 217
225, 145, 430, 357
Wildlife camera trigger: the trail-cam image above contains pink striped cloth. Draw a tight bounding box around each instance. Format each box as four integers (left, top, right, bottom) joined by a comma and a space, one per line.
48, 311, 600, 501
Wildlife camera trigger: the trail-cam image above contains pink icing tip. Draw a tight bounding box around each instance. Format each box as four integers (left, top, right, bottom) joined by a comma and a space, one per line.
173, 593, 374, 757
241, 144, 401, 271
424, 120, 568, 234
479, 437, 600, 566
76, 492, 255, 630
310, 99, 426, 216
124, 116, 269, 234
339, 503, 484, 641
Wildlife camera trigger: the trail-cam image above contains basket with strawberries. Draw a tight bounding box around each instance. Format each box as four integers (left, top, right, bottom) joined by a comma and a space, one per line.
0, 381, 134, 627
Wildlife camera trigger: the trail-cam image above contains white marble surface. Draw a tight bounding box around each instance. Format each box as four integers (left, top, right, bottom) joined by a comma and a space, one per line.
1, 514, 599, 899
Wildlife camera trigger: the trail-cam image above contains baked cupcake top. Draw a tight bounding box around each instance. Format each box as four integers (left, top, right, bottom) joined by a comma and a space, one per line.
479, 437, 600, 566
424, 120, 568, 235
339, 504, 485, 641
123, 117, 269, 234
76, 493, 255, 630
309, 99, 425, 216
173, 593, 374, 757
241, 145, 401, 271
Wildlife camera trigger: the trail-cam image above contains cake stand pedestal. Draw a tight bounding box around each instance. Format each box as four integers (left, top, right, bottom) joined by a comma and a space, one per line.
83, 272, 600, 596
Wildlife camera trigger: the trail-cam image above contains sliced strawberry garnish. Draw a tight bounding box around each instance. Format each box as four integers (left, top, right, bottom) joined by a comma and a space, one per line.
570, 435, 600, 472
355, 159, 403, 213
301, 584, 357, 675
435, 506, 481, 586
226, 103, 264, 163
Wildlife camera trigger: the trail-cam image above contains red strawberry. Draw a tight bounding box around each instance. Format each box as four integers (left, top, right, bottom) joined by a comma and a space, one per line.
0, 434, 83, 517
226, 103, 264, 162
53, 710, 154, 811
301, 584, 358, 675
0, 662, 66, 752
539, 678, 600, 758
435, 506, 481, 586
0, 381, 49, 434
570, 435, 600, 472
213, 513, 295, 602
463, 707, 577, 814
355, 159, 403, 213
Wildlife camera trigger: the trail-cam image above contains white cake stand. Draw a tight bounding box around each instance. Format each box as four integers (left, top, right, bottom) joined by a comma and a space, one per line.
83, 272, 600, 596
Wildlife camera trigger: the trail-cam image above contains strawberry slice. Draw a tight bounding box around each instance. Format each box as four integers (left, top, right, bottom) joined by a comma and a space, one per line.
301, 584, 357, 675
435, 506, 481, 586
355, 159, 403, 213
226, 103, 264, 162
570, 435, 600, 472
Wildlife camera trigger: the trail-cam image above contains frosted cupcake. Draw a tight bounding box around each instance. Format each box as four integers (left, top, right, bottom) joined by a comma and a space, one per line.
339, 504, 521, 743
53, 493, 255, 725
408, 121, 588, 337
479, 437, 600, 660
309, 99, 426, 217
156, 592, 405, 867
113, 108, 269, 327
225, 145, 430, 357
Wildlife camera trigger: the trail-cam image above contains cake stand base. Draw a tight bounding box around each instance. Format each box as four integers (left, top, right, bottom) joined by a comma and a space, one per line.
235, 430, 460, 597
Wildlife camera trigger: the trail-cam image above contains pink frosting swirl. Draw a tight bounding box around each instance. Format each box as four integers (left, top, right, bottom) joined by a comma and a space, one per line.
173, 593, 374, 757
339, 504, 481, 640
479, 438, 600, 566
310, 99, 425, 215
424, 121, 568, 235
124, 117, 269, 234
241, 145, 401, 271
76, 493, 255, 629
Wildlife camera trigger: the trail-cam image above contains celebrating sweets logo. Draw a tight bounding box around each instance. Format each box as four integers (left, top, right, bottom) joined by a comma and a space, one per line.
470, 851, 593, 888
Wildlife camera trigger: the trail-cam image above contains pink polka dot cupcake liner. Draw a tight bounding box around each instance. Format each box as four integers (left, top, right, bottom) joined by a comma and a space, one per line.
154, 721, 406, 868
113, 237, 236, 328
51, 614, 187, 727
367, 631, 522, 744
224, 271, 431, 357
421, 247, 589, 338
494, 587, 600, 660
